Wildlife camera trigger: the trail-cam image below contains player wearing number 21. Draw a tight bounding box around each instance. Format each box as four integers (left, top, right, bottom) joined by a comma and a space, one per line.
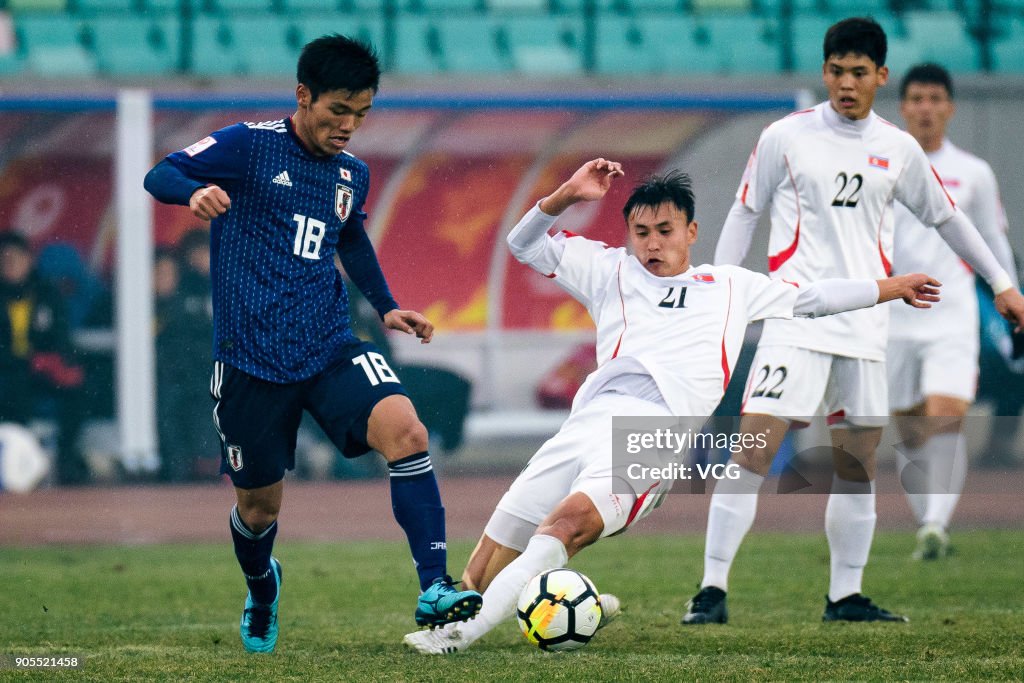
144, 34, 480, 653
684, 17, 1024, 626
404, 158, 945, 655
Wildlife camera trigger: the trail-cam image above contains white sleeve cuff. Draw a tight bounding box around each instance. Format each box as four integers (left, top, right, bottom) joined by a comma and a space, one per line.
506, 201, 564, 275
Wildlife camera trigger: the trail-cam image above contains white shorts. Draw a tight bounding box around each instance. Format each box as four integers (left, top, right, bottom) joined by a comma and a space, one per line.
887, 336, 978, 411
485, 392, 675, 551
740, 345, 888, 428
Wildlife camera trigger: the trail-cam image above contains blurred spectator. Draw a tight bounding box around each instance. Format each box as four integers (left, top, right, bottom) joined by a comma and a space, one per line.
35, 243, 109, 330
154, 229, 219, 482
0, 231, 89, 485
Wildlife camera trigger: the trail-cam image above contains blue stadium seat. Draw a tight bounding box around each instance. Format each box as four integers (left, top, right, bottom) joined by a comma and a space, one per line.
27, 45, 98, 76
486, 0, 548, 11
594, 15, 657, 73
700, 14, 781, 73
229, 16, 300, 76
392, 16, 441, 73
901, 10, 979, 71
15, 14, 84, 47
754, 0, 828, 15
291, 15, 384, 50
278, 0, 341, 10
0, 53, 25, 76
141, 0, 179, 12
992, 16, 1024, 72
72, 0, 137, 14
884, 35, 925, 71
501, 15, 584, 74
790, 16, 833, 71
88, 16, 180, 75
199, 0, 274, 13
594, 0, 686, 12
394, 16, 511, 73
401, 0, 486, 12
824, 0, 891, 12
190, 16, 246, 76
632, 15, 727, 73
7, 0, 68, 12
691, 0, 752, 12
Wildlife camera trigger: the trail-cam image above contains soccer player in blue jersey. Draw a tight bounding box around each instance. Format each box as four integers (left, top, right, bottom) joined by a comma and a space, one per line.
143, 34, 481, 653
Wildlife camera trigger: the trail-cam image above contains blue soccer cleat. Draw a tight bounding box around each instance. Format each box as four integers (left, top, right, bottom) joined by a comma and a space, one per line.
240, 557, 282, 653
414, 576, 482, 628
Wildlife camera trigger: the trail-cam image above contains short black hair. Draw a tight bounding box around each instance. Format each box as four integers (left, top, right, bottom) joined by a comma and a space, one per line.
900, 62, 954, 99
823, 17, 887, 67
297, 34, 381, 102
622, 171, 696, 225
0, 231, 30, 253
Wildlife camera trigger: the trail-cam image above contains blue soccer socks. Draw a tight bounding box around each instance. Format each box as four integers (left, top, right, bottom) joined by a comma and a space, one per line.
388, 452, 447, 591
230, 505, 279, 605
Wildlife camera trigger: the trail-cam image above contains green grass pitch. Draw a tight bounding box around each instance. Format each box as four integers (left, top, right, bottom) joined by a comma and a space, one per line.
2, 530, 1022, 681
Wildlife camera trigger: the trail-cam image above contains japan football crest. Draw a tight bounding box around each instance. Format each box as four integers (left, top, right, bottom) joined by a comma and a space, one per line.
335, 184, 353, 223
227, 444, 243, 471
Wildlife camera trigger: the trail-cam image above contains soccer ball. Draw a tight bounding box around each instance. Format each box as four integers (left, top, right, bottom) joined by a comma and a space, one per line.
516, 568, 603, 652
0, 423, 50, 493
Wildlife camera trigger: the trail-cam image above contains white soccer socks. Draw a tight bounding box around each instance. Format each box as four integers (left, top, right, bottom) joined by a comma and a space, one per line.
896, 442, 929, 523
456, 534, 569, 644
898, 431, 966, 531
826, 475, 876, 602
701, 462, 765, 591
921, 431, 967, 530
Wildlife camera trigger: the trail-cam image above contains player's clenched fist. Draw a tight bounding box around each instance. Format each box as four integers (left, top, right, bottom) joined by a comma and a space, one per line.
189, 184, 231, 220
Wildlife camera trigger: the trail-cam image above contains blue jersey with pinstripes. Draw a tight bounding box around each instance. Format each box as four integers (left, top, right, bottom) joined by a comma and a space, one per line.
166, 117, 366, 383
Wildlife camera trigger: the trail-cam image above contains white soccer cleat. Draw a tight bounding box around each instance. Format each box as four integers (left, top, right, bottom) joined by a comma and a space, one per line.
913, 522, 950, 560
403, 625, 471, 655
597, 593, 621, 630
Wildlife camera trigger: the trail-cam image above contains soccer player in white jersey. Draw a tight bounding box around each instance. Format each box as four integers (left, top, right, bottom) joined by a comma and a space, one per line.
684, 17, 1024, 625
404, 158, 943, 654
888, 63, 1018, 560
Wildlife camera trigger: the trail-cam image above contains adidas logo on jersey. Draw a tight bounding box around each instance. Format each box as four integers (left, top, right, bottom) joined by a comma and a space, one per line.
272, 171, 293, 187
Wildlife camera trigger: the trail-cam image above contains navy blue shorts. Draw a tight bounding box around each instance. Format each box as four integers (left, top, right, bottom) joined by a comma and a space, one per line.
210, 341, 408, 489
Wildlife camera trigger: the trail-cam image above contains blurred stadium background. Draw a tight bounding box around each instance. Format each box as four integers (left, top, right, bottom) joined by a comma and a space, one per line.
0, 0, 1023, 495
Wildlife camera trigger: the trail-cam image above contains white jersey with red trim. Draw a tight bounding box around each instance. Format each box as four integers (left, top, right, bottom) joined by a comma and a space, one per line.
890, 139, 1007, 340
548, 234, 800, 418
734, 101, 957, 360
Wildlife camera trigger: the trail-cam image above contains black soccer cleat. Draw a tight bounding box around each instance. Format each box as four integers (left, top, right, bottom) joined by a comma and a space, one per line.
681, 586, 728, 625
822, 593, 908, 623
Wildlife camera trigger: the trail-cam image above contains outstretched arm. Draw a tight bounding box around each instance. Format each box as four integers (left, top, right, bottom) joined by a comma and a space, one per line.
793, 274, 941, 318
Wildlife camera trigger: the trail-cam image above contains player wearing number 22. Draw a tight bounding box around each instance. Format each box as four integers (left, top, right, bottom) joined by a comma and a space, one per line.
143, 34, 480, 653
685, 17, 1024, 626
